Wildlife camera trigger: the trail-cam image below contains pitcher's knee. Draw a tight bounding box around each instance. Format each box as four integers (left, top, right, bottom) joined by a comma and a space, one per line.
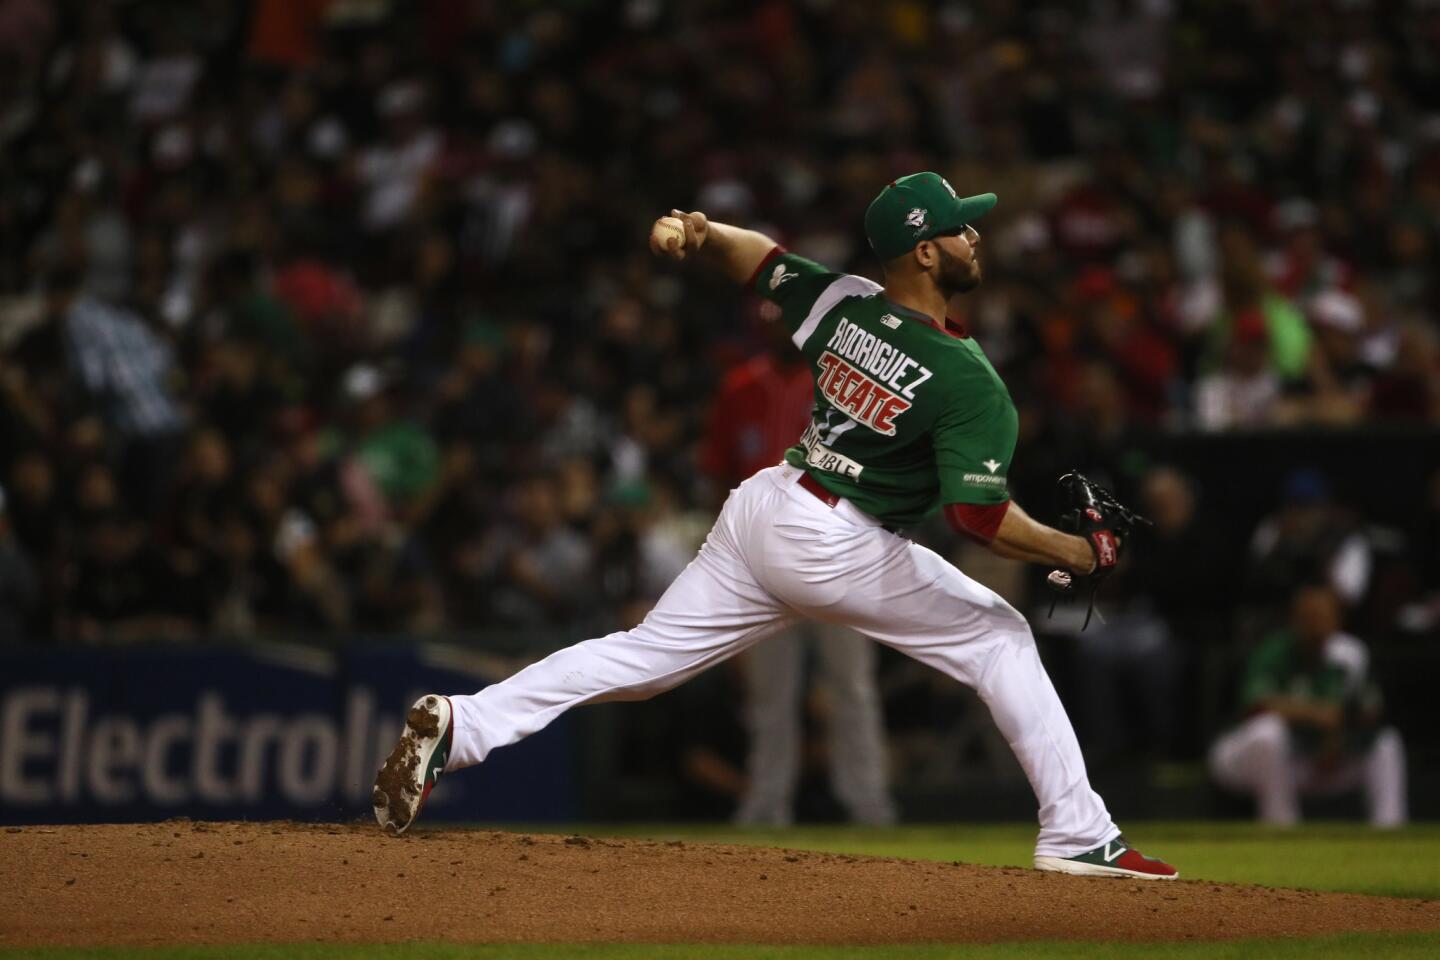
592, 676, 672, 703
988, 618, 1035, 651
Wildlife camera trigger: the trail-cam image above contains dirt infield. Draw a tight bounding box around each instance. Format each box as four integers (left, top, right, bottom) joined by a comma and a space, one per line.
3, 821, 1440, 948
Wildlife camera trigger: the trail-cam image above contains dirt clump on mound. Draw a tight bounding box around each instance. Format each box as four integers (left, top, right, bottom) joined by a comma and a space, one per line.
3, 821, 1439, 948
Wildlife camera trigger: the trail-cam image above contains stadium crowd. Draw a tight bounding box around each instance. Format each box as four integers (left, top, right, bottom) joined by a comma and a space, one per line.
0, 0, 1437, 712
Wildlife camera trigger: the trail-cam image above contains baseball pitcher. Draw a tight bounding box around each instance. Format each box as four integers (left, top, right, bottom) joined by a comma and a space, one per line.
372, 172, 1177, 880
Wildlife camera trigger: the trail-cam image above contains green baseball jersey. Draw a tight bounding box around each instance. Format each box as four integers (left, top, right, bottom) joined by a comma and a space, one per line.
1240, 631, 1375, 710
752, 251, 1018, 528
1239, 630, 1382, 754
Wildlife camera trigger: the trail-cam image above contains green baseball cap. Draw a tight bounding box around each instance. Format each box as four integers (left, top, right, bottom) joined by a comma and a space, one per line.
864, 172, 997, 261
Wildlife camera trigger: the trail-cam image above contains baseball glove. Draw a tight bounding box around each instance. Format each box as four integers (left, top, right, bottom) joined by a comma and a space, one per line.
1045, 471, 1151, 630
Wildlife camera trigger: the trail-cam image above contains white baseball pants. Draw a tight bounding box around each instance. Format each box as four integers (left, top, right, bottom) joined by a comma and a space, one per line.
447, 463, 1119, 857
1209, 713, 1407, 827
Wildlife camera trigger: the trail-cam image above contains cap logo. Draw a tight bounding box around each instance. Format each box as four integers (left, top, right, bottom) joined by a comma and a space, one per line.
905, 207, 928, 231
940, 177, 958, 198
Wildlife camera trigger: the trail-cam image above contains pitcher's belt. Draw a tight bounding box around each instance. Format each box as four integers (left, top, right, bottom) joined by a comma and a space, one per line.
797, 470, 902, 534
797, 469, 842, 507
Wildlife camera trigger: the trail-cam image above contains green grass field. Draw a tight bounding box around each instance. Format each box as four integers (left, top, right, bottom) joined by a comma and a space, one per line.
6, 822, 1439, 960
617, 821, 1440, 899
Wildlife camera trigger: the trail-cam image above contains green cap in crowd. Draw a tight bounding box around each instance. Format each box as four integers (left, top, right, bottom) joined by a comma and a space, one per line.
864, 172, 997, 261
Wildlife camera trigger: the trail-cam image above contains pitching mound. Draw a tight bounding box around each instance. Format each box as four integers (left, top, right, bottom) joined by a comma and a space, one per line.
4, 821, 1439, 948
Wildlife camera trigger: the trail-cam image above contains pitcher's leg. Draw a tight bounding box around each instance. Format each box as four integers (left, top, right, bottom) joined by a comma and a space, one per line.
733, 629, 804, 826
970, 626, 1117, 856
762, 532, 1116, 858
815, 625, 896, 825
448, 539, 794, 770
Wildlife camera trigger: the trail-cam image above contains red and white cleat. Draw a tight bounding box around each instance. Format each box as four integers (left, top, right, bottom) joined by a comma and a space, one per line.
1034, 836, 1178, 880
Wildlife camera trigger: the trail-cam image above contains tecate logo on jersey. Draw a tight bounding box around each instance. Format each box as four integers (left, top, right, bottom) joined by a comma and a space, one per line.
815, 351, 911, 435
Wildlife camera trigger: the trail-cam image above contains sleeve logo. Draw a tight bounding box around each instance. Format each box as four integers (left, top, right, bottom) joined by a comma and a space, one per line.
963, 457, 1006, 488
769, 262, 799, 290
905, 207, 928, 231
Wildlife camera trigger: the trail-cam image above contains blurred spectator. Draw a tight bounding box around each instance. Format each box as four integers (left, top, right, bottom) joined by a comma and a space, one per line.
355, 79, 440, 235
5, 450, 60, 575
1066, 466, 1227, 763
478, 471, 594, 630
1132, 467, 1234, 644
0, 1, 1435, 656
0, 484, 39, 644
1247, 469, 1371, 611
1265, 200, 1353, 303
65, 506, 184, 642
339, 364, 439, 514
1369, 319, 1440, 421
226, 458, 350, 633
1301, 289, 1371, 425
1396, 468, 1440, 636
2, 271, 78, 448
61, 274, 186, 513
429, 319, 523, 463
1207, 226, 1313, 384
1209, 584, 1406, 827
1192, 305, 1281, 430
1074, 268, 1178, 425
162, 427, 235, 626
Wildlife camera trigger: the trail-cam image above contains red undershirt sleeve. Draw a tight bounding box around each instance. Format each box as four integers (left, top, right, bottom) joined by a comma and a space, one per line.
944, 500, 1011, 545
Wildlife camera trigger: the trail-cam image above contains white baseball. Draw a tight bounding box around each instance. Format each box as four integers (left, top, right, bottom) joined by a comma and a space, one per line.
652, 216, 687, 251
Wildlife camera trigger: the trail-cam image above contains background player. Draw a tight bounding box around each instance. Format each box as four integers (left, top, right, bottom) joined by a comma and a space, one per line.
373, 173, 1178, 880
1209, 583, 1406, 826
700, 326, 896, 827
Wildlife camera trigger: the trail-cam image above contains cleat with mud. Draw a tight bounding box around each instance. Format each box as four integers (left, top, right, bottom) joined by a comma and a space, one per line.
372, 695, 454, 836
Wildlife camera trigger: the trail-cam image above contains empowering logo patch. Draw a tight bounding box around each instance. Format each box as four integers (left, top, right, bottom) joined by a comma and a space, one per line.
961, 472, 1007, 488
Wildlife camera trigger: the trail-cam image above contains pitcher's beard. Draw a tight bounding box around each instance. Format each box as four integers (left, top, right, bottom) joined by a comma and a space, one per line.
936, 245, 982, 295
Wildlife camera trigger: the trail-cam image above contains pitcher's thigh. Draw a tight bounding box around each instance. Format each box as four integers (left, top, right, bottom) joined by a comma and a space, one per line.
612, 542, 797, 692
823, 541, 1027, 643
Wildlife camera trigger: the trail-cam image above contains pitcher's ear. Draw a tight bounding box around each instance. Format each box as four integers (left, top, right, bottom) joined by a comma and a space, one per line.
913, 240, 939, 268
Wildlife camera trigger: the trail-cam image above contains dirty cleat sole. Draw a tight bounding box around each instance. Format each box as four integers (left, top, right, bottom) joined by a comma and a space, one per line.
372, 694, 453, 836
